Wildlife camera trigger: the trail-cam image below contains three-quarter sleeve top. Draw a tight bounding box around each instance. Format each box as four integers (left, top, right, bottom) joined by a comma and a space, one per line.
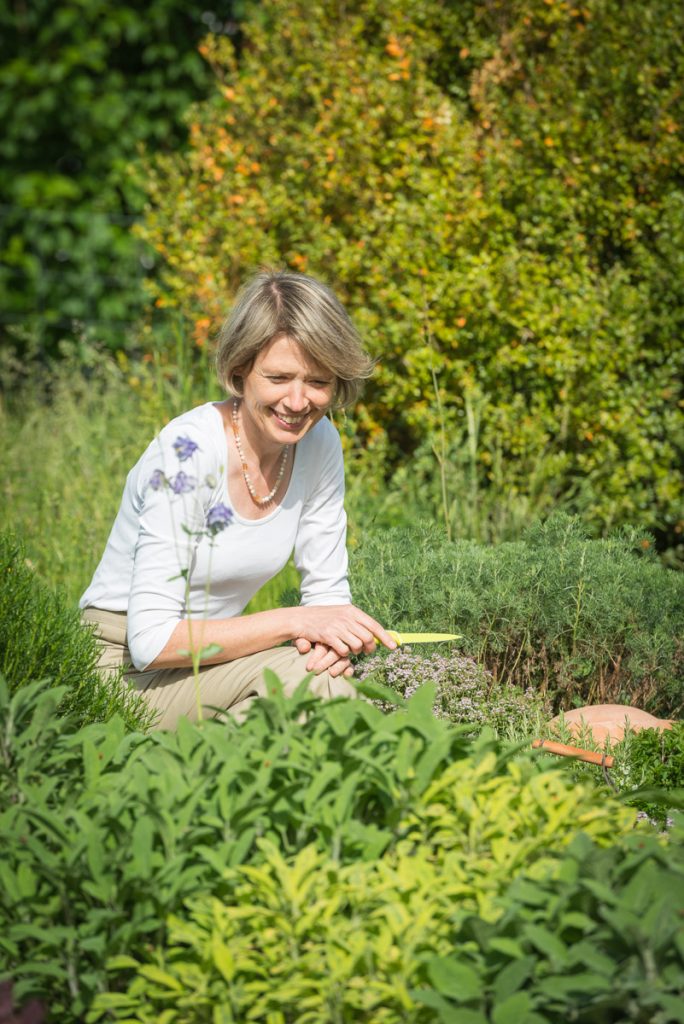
80, 402, 350, 670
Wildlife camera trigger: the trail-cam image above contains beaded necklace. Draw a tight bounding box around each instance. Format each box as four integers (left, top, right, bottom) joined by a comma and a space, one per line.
231, 399, 291, 506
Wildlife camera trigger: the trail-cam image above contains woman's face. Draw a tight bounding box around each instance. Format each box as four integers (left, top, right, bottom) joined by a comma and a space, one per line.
239, 334, 335, 450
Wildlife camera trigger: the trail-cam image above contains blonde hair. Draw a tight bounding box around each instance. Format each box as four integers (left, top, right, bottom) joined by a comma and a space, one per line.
215, 270, 374, 408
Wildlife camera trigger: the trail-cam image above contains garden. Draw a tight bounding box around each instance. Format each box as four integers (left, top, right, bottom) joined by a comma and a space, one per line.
1, 0, 683, 1021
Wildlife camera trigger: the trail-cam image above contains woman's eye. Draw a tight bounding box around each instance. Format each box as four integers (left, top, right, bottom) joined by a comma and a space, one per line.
268, 376, 287, 383
311, 380, 332, 388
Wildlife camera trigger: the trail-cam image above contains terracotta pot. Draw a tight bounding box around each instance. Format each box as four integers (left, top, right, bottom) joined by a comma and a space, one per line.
549, 704, 674, 744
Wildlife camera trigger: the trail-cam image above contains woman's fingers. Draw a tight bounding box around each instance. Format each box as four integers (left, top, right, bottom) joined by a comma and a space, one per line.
305, 642, 352, 677
294, 637, 312, 654
296, 605, 397, 658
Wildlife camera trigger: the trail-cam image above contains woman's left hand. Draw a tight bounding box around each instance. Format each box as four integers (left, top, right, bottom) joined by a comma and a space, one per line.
294, 638, 354, 678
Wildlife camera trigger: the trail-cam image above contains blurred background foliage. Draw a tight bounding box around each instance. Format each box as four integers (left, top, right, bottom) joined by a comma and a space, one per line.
0, 0, 241, 349
138, 0, 684, 559
2, 0, 683, 570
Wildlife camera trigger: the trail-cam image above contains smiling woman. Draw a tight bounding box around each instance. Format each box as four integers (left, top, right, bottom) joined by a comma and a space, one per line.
79, 270, 397, 728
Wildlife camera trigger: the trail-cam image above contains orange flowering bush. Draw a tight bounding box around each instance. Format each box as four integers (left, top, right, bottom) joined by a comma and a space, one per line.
138, 0, 684, 552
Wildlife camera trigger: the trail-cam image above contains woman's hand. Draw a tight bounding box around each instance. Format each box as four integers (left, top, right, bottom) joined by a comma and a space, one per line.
293, 604, 396, 660
294, 638, 354, 677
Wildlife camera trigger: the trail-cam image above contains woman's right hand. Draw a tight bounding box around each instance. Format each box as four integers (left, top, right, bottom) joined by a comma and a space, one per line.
293, 604, 397, 659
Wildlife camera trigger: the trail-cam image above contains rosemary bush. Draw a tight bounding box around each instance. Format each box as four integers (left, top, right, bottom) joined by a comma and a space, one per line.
0, 531, 152, 730
350, 515, 684, 716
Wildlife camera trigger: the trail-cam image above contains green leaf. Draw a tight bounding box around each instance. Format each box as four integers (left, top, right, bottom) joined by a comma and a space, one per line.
410, 992, 487, 1024
105, 954, 141, 971
492, 957, 535, 1002
427, 956, 482, 1002
488, 938, 526, 960
656, 995, 684, 1023
523, 924, 568, 964
129, 815, 154, 879
212, 935, 235, 983
622, 787, 684, 810
353, 676, 406, 705
199, 643, 222, 660
16, 862, 37, 900
138, 964, 183, 990
492, 992, 534, 1024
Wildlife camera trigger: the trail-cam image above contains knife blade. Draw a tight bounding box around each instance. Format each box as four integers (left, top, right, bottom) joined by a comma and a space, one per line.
386, 630, 460, 646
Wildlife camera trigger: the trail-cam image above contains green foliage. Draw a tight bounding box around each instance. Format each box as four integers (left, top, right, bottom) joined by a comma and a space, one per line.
579, 722, 684, 828
619, 722, 684, 797
139, 0, 684, 554
0, 533, 151, 729
0, 674, 637, 1021
350, 516, 684, 716
357, 647, 550, 739
416, 832, 684, 1024
0, 0, 240, 350
90, 835, 684, 1023
0, 334, 222, 604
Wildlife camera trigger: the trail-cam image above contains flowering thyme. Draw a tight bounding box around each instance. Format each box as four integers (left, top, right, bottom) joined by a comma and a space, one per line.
358, 647, 549, 735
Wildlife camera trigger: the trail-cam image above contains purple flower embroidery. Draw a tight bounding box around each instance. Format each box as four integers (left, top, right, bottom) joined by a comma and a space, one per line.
169, 471, 196, 494
148, 469, 167, 491
205, 502, 234, 535
173, 435, 200, 461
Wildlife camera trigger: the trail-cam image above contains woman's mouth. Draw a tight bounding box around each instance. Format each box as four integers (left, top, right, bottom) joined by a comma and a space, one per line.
272, 409, 309, 428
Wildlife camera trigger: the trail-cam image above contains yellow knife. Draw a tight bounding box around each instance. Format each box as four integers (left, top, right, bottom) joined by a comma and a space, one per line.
385, 630, 460, 646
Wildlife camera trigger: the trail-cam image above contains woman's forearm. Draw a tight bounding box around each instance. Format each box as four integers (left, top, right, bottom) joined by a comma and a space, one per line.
145, 603, 396, 671
146, 607, 300, 670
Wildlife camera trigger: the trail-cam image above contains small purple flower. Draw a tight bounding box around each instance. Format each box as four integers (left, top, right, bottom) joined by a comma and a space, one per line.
148, 469, 167, 491
173, 435, 200, 462
169, 471, 196, 494
205, 502, 234, 535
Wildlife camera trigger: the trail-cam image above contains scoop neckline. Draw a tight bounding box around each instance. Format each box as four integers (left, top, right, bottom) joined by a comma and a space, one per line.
209, 401, 299, 526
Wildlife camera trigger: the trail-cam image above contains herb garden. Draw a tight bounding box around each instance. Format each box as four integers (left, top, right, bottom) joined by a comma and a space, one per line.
2, 0, 684, 1020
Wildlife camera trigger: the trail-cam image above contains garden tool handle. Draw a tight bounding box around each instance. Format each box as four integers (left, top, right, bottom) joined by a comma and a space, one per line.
531, 738, 614, 768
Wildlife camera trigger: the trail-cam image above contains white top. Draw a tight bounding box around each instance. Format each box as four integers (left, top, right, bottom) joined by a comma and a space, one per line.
80, 402, 351, 670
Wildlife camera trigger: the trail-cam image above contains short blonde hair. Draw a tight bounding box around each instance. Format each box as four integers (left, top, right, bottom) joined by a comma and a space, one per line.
216, 270, 374, 408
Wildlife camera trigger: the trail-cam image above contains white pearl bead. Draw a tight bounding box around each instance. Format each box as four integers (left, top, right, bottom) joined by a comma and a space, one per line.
232, 399, 290, 506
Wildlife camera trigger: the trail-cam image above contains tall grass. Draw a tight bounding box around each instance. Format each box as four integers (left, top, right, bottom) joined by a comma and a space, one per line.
2, 345, 145, 603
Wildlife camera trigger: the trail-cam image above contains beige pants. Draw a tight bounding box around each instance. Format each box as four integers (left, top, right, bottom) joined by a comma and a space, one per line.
82, 608, 357, 730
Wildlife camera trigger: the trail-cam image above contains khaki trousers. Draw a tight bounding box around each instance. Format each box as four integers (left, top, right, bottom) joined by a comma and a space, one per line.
82, 608, 357, 730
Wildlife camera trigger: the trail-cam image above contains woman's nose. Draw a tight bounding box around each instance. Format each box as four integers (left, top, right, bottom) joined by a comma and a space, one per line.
284, 381, 309, 411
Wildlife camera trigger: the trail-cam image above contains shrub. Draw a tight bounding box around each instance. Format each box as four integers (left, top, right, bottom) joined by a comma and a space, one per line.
350, 515, 684, 716
0, 673, 638, 1022
566, 722, 684, 829
0, 531, 152, 730
91, 834, 684, 1023
138, 0, 684, 554
0, 0, 243, 351
357, 646, 550, 739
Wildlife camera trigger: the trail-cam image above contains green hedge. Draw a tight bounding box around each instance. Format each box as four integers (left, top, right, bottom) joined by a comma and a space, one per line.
349, 516, 684, 716
0, 531, 152, 729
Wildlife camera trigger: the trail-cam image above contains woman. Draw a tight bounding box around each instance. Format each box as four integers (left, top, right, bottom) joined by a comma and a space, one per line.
80, 270, 397, 728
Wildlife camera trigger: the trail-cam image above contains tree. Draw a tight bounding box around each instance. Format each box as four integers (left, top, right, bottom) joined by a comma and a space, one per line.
0, 0, 240, 351
138, 0, 684, 553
